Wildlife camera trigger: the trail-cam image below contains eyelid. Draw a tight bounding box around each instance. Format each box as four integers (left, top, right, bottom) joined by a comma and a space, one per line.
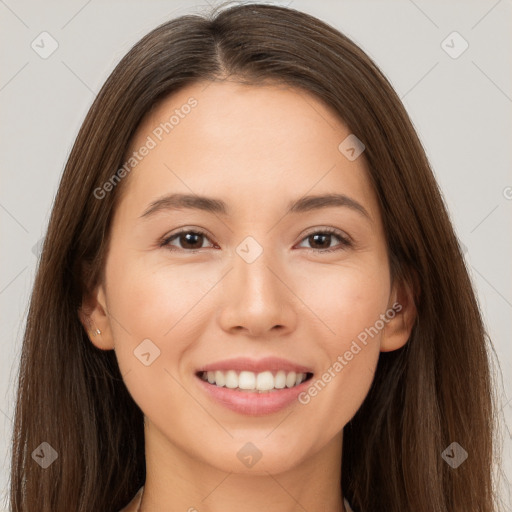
300, 226, 352, 244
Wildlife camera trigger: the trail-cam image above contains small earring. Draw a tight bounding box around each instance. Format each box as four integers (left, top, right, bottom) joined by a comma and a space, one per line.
88, 327, 101, 337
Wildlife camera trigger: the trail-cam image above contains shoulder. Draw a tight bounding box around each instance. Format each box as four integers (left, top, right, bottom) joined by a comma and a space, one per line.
118, 486, 144, 512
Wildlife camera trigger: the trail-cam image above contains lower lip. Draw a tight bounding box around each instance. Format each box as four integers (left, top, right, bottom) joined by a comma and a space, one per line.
195, 374, 312, 416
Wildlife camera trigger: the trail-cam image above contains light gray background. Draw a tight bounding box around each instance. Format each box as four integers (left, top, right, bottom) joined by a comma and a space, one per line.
1, 0, 511, 509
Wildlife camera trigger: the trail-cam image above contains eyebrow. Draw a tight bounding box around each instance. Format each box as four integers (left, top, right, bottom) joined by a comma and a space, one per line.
139, 192, 371, 222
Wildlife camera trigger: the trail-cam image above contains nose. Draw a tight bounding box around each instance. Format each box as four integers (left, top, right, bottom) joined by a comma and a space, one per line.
217, 245, 298, 338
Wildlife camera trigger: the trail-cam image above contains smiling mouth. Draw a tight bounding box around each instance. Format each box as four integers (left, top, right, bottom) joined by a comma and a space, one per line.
196, 370, 314, 393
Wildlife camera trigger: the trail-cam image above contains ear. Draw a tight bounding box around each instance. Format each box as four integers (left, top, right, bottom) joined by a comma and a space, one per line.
380, 274, 418, 352
78, 284, 115, 351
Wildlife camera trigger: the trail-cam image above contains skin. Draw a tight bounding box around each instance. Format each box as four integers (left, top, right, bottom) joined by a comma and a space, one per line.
80, 80, 416, 512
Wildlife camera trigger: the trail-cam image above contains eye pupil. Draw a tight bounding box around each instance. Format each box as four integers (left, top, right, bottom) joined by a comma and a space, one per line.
181, 232, 203, 249
310, 233, 330, 249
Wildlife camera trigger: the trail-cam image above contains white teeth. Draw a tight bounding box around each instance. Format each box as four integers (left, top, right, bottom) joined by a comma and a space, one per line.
239, 371, 256, 389
199, 369, 309, 392
214, 370, 225, 387
285, 371, 297, 388
274, 370, 286, 389
225, 370, 238, 389
256, 371, 274, 391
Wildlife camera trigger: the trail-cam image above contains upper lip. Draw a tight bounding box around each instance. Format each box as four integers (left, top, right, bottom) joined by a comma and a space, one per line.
196, 357, 314, 374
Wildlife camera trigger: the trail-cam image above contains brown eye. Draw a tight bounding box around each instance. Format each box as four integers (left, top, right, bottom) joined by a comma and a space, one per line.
161, 227, 351, 254
297, 228, 351, 253
309, 233, 334, 250
162, 230, 214, 252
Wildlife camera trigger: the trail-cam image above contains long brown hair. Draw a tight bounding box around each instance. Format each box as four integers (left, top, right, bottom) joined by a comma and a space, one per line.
10, 2, 503, 510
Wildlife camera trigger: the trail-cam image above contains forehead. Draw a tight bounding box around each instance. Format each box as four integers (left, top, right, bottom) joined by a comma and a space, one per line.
117, 80, 380, 225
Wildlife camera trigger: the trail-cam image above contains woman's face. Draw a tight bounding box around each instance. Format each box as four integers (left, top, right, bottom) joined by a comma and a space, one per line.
86, 80, 411, 475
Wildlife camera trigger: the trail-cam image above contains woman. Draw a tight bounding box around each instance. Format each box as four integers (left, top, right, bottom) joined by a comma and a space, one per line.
10, 2, 501, 511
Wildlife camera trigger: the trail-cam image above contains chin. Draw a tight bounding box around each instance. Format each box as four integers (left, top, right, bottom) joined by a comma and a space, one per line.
197, 433, 314, 476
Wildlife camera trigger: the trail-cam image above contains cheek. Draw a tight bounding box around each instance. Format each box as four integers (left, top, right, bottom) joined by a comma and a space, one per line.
105, 261, 213, 422
106, 252, 217, 339
292, 262, 388, 435
297, 345, 379, 452
103, 252, 220, 388
295, 259, 390, 346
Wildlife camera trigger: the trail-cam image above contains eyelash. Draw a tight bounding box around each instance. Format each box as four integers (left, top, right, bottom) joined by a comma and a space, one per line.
159, 227, 352, 254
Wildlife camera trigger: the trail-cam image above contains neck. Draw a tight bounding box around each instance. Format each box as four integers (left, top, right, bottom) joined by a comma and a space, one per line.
139, 419, 346, 512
